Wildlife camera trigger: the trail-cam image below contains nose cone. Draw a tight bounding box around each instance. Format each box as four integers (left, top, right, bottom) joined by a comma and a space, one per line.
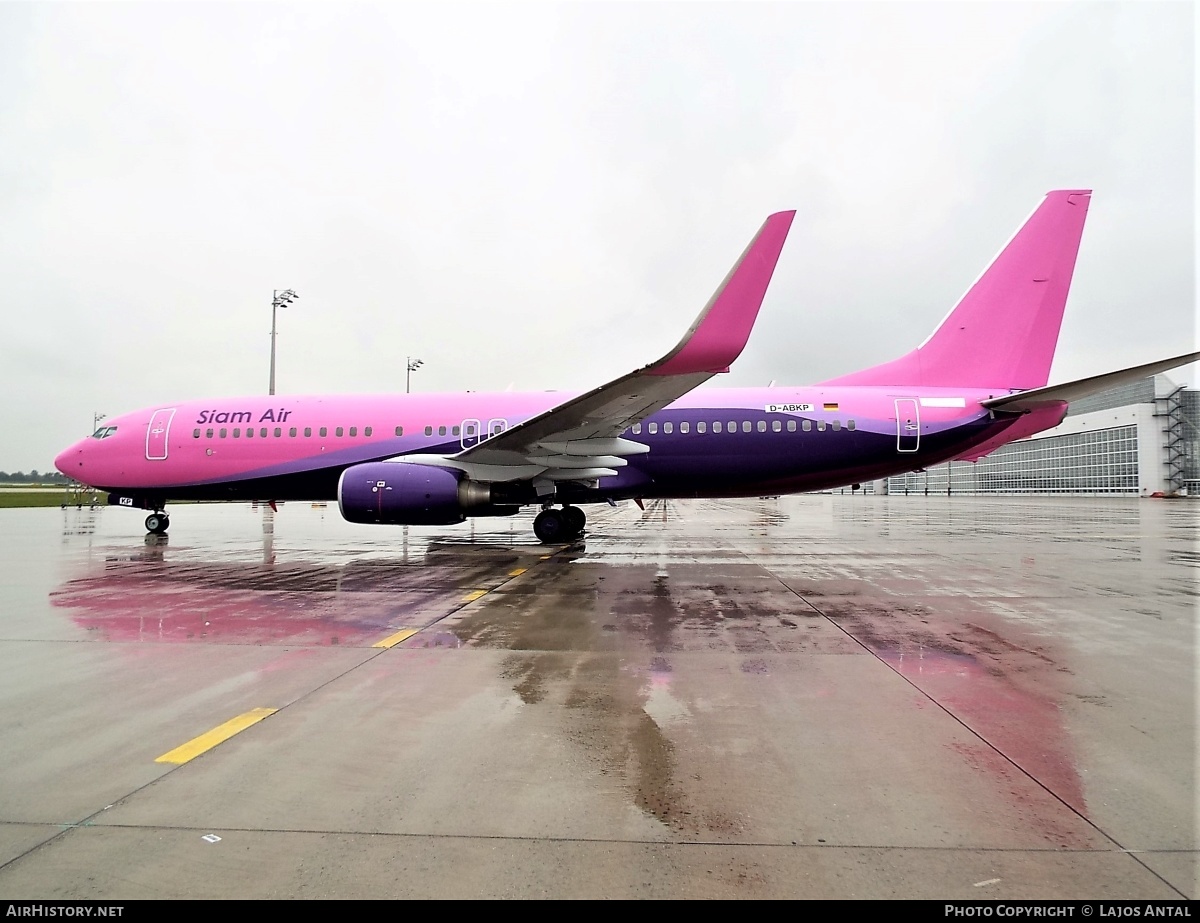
55, 440, 86, 479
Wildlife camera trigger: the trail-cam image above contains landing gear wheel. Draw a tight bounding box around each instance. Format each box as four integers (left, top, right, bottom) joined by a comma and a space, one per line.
533, 508, 568, 543
563, 505, 586, 537
145, 513, 169, 535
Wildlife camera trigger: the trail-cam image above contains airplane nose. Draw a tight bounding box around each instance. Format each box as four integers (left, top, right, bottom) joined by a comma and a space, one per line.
55, 442, 84, 477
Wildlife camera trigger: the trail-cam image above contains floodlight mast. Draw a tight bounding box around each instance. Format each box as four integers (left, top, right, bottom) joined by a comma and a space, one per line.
406, 357, 424, 394
269, 289, 298, 396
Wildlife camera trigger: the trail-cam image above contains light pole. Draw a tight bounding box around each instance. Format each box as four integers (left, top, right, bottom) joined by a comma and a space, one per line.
269, 289, 298, 396
406, 357, 423, 393
92, 412, 106, 434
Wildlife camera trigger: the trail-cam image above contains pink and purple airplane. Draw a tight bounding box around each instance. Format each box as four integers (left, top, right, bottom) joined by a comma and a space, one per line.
55, 190, 1198, 542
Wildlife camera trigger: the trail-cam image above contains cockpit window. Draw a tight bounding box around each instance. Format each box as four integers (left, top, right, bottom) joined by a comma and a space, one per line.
90, 426, 118, 439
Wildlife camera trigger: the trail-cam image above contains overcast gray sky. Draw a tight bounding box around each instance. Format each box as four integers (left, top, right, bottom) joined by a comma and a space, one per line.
0, 2, 1193, 473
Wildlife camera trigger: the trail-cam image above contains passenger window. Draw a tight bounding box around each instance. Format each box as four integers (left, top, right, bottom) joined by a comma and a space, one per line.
681, 422, 690, 434
728, 421, 737, 432
742, 421, 751, 433
260, 428, 268, 438
632, 423, 642, 434
350, 427, 358, 437
319, 427, 327, 437
274, 427, 282, 437
233, 428, 240, 437
756, 421, 766, 433
663, 422, 673, 434
246, 428, 255, 439
365, 426, 373, 437
395, 426, 404, 436
787, 420, 797, 432
289, 427, 298, 437
437, 425, 446, 436
831, 420, 841, 432
193, 428, 200, 438
802, 420, 811, 432
847, 419, 856, 431
219, 428, 227, 438
304, 427, 312, 437
698, 421, 706, 434
206, 428, 214, 438
336, 427, 344, 437
772, 420, 781, 432
648, 423, 658, 434
424, 426, 432, 436
450, 425, 459, 436
817, 421, 826, 432
713, 421, 722, 433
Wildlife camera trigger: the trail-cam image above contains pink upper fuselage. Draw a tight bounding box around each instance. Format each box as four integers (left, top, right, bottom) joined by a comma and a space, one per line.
54, 385, 1063, 502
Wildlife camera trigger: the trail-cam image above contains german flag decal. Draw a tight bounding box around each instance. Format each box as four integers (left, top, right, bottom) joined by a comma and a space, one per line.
823, 402, 839, 411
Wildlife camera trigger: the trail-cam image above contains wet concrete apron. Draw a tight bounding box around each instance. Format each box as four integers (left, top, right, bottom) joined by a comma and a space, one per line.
0, 496, 1193, 897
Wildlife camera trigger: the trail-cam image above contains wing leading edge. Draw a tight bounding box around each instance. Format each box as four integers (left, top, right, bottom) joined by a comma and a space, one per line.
401, 210, 796, 484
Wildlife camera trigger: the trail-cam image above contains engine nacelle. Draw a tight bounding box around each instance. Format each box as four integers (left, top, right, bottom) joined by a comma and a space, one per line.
338, 463, 467, 525
337, 462, 521, 525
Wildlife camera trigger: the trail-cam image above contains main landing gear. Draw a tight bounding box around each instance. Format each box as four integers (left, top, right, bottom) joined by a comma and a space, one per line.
144, 511, 170, 535
533, 505, 586, 543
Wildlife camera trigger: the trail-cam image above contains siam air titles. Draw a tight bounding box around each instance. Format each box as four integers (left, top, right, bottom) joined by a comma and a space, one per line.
195, 408, 294, 425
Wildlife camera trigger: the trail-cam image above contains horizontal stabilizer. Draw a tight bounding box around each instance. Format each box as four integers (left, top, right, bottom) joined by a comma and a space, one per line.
982, 351, 1199, 412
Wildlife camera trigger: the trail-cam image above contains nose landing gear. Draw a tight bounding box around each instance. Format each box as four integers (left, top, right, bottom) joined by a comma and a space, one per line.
145, 512, 170, 535
533, 505, 586, 543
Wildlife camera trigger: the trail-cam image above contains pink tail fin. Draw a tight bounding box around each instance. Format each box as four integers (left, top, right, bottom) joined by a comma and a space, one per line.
820, 190, 1092, 389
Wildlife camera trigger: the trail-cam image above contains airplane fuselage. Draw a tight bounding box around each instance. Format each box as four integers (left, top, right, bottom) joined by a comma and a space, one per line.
55, 385, 1060, 508
55, 191, 1196, 542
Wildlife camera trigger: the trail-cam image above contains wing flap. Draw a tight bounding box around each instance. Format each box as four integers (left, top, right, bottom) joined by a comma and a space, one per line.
526, 454, 629, 469
541, 467, 618, 481
536, 437, 650, 456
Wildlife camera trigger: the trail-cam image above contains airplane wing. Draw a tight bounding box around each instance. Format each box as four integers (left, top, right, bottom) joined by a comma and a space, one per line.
981, 351, 1200, 412
403, 210, 795, 484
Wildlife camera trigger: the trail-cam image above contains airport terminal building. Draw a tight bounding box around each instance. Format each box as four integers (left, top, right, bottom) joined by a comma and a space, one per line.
881, 375, 1198, 498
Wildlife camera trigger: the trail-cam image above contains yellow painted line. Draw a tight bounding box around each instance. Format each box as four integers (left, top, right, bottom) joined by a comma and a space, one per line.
540, 555, 552, 560
463, 590, 488, 603
373, 627, 420, 649
508, 568, 527, 577
155, 708, 278, 765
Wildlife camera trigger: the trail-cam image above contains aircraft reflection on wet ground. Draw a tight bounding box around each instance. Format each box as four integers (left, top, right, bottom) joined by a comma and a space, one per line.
50, 534, 539, 648
0, 495, 1194, 898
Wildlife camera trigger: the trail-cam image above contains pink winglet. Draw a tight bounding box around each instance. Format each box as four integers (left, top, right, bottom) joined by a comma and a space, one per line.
648, 210, 795, 376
